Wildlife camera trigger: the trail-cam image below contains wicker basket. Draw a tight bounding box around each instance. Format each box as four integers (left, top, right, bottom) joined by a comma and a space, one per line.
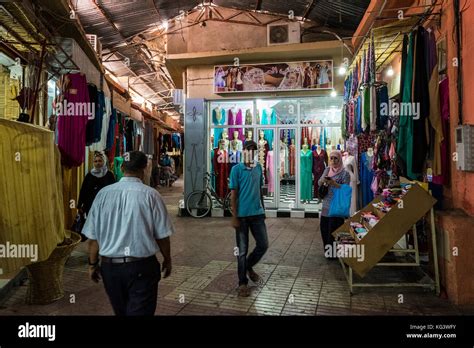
25, 231, 81, 305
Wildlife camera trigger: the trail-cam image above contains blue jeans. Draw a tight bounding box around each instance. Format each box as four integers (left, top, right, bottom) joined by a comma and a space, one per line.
235, 214, 268, 286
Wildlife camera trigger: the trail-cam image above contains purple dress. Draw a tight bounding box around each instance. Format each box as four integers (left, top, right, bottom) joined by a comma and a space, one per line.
57, 73, 90, 167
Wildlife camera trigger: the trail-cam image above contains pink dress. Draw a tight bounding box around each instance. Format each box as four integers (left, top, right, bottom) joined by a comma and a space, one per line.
266, 151, 274, 193
57, 73, 90, 167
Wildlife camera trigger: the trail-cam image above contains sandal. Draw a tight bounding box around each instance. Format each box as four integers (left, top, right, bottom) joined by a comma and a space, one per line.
237, 284, 251, 297
247, 269, 262, 284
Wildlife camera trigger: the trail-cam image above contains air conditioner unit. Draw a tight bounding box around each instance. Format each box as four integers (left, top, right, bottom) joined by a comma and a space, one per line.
267, 22, 300, 46
86, 34, 102, 60
455, 125, 474, 171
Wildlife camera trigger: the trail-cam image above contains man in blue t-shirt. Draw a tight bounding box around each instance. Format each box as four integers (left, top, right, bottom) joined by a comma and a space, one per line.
229, 140, 268, 297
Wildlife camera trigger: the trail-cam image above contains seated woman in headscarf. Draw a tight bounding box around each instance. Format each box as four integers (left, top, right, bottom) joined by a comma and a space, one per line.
78, 152, 116, 239
317, 150, 351, 259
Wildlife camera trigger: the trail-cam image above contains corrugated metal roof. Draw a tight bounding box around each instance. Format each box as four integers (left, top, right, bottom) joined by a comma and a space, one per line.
72, 0, 370, 108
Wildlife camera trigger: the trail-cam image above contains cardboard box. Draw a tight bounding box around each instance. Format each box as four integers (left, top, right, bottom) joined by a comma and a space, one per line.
332, 184, 437, 277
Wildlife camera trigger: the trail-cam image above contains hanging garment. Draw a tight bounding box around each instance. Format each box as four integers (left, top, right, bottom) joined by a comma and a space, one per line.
106, 108, 116, 151
432, 78, 450, 185
319, 127, 327, 150
266, 151, 274, 193
235, 109, 244, 141
312, 148, 328, 198
113, 156, 124, 181
212, 107, 225, 148
343, 155, 358, 216
0, 119, 66, 273
85, 84, 98, 146
91, 96, 112, 152
360, 152, 375, 207
261, 109, 276, 150
172, 133, 181, 150
411, 27, 430, 176
210, 149, 216, 189
228, 108, 236, 138
213, 148, 230, 198
258, 139, 269, 183
57, 73, 90, 167
280, 141, 288, 178
425, 28, 444, 176
376, 85, 389, 130
289, 144, 296, 176
245, 109, 252, 125
143, 121, 154, 155
124, 119, 134, 152
397, 32, 415, 179
300, 149, 313, 201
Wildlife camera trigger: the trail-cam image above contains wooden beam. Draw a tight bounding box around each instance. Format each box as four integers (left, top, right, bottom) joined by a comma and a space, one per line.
302, 0, 317, 20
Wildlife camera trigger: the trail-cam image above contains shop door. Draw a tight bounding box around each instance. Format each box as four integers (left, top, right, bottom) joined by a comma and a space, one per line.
255, 127, 276, 208
275, 127, 299, 210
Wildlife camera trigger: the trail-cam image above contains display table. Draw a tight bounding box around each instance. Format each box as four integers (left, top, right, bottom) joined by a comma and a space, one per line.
332, 184, 440, 295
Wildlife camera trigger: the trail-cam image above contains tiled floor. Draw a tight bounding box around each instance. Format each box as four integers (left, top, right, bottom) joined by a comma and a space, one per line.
0, 179, 472, 316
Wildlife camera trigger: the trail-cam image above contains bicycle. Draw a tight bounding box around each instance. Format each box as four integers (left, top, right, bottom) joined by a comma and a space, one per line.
186, 172, 232, 218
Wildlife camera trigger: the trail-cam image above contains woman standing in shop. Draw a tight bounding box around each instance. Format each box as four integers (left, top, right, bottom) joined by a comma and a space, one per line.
317, 150, 350, 259
77, 152, 116, 240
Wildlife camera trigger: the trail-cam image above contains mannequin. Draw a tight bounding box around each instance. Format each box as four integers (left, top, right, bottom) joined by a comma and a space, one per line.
300, 142, 312, 203
231, 130, 243, 152
312, 144, 328, 202
302, 137, 309, 151
258, 131, 269, 183
289, 138, 296, 176
229, 134, 242, 171
221, 130, 230, 150
245, 130, 253, 144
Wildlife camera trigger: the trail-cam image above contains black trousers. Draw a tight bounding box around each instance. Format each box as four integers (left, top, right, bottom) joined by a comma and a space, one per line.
320, 216, 344, 256
100, 256, 161, 316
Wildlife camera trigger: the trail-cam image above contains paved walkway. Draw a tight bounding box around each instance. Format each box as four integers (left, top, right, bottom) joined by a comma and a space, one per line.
0, 179, 472, 316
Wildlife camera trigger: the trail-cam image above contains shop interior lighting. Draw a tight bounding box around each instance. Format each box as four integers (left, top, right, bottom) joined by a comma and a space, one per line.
338, 65, 347, 76
330, 90, 337, 97
386, 66, 394, 77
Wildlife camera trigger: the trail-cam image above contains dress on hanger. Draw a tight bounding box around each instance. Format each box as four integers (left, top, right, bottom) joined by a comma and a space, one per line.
312, 148, 328, 198
289, 143, 296, 176
258, 139, 269, 183
212, 108, 226, 148
266, 151, 274, 193
213, 148, 230, 198
343, 154, 358, 215
360, 152, 374, 207
300, 149, 313, 201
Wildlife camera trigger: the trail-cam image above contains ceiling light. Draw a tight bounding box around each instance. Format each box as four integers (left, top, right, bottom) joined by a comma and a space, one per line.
161, 21, 168, 30
386, 66, 394, 77
330, 90, 337, 97
338, 65, 347, 76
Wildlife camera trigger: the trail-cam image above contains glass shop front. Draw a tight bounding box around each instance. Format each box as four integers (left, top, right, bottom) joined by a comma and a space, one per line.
207, 96, 343, 214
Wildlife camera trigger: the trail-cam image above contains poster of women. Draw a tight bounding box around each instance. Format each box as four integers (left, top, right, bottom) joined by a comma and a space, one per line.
214, 60, 333, 93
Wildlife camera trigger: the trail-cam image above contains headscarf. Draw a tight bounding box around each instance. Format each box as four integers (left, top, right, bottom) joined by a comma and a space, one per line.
90, 152, 108, 178
328, 150, 344, 177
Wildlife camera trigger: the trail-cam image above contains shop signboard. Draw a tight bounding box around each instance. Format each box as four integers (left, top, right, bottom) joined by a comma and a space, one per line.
214, 60, 333, 93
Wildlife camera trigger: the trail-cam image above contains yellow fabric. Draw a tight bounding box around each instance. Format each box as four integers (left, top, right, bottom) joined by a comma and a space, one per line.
62, 163, 85, 229
0, 68, 20, 120
0, 119, 66, 273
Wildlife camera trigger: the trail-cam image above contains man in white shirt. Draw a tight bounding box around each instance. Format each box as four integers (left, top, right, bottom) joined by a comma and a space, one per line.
82, 151, 174, 316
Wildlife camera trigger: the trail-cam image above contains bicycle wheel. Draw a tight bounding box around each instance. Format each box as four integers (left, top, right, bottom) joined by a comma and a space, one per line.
224, 191, 233, 216
186, 191, 212, 218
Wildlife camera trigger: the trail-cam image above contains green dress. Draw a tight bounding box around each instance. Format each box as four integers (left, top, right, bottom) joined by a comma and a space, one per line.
397, 33, 415, 179
300, 149, 313, 201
